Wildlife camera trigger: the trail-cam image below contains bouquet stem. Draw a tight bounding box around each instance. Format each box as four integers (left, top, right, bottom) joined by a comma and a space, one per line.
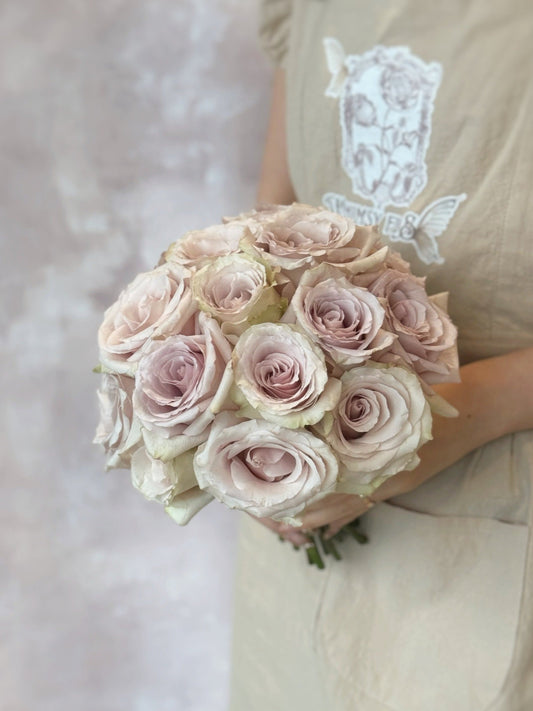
281, 518, 369, 569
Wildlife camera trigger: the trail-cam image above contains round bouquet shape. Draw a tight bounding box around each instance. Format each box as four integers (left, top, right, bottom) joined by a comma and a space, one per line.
94, 203, 458, 558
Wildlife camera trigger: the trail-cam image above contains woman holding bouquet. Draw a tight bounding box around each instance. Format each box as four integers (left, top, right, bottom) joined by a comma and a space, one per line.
230, 1, 533, 709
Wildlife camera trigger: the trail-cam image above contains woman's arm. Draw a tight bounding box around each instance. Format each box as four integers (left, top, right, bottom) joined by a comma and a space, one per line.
257, 68, 297, 205
255, 69, 533, 541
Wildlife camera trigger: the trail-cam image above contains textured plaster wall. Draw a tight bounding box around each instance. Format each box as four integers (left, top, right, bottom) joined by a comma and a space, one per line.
1, 2, 271, 709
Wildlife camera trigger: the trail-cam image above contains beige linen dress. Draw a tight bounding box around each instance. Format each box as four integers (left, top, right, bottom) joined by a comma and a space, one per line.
229, 2, 533, 709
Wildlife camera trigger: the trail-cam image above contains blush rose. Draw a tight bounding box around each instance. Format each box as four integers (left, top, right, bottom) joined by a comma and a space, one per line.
191, 253, 283, 336
231, 322, 341, 428
94, 373, 142, 470
289, 264, 395, 367
240, 203, 357, 271
163, 222, 247, 270
319, 363, 432, 494
98, 263, 196, 375
133, 312, 233, 460
362, 269, 459, 383
193, 413, 338, 521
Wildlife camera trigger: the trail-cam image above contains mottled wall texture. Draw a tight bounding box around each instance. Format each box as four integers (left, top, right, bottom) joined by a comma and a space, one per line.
1, 2, 271, 709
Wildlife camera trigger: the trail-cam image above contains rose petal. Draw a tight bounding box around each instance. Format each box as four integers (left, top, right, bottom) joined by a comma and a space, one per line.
165, 488, 214, 525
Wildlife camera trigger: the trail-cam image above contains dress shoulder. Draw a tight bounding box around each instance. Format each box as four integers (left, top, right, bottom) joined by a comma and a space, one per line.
258, 0, 293, 67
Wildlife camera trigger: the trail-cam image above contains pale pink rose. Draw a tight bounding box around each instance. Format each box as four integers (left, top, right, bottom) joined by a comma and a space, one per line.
164, 222, 246, 270
98, 263, 196, 375
194, 413, 338, 520
232, 322, 341, 428
93, 373, 142, 470
131, 447, 198, 505
321, 363, 432, 494
223, 203, 286, 224
228, 202, 287, 227
319, 224, 390, 275
133, 313, 233, 458
273, 224, 389, 302
191, 254, 283, 335
240, 203, 357, 270
363, 269, 459, 384
289, 264, 395, 367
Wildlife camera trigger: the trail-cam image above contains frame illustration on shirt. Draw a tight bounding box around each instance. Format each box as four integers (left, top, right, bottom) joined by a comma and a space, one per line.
322, 39, 467, 265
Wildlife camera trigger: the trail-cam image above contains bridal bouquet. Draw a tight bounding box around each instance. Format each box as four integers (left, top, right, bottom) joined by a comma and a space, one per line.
94, 203, 459, 566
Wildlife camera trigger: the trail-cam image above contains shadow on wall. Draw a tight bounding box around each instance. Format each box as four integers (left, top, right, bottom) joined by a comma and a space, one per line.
1, 2, 271, 710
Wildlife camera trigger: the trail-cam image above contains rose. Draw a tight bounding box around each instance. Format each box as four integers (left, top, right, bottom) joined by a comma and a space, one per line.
131, 447, 198, 505
318, 224, 389, 276
289, 264, 395, 367
98, 263, 196, 375
231, 322, 341, 428
225, 203, 288, 225
193, 413, 338, 521
238, 210, 389, 301
362, 269, 459, 383
133, 312, 233, 461
130, 447, 213, 526
240, 203, 357, 271
319, 363, 432, 494
191, 254, 283, 337
93, 373, 142, 469
164, 222, 246, 270
349, 93, 377, 126
380, 64, 420, 111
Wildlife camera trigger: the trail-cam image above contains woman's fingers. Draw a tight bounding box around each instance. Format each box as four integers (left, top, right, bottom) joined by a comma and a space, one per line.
253, 514, 311, 547
297, 493, 371, 531
325, 511, 367, 538
253, 492, 378, 546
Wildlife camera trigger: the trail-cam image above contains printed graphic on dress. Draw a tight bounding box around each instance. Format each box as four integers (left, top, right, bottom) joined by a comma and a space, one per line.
323, 39, 467, 265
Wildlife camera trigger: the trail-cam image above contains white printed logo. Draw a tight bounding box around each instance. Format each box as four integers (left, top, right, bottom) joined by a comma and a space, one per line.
323, 39, 466, 265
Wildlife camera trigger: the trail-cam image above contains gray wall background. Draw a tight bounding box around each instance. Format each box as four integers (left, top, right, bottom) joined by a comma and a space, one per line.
1, 2, 271, 709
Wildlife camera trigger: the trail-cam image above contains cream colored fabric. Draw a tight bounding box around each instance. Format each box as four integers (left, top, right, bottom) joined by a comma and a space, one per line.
258, 0, 292, 68
230, 1, 533, 709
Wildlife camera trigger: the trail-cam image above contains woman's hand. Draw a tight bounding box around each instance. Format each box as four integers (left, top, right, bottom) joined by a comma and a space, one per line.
256, 475, 410, 544
255, 347, 533, 542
